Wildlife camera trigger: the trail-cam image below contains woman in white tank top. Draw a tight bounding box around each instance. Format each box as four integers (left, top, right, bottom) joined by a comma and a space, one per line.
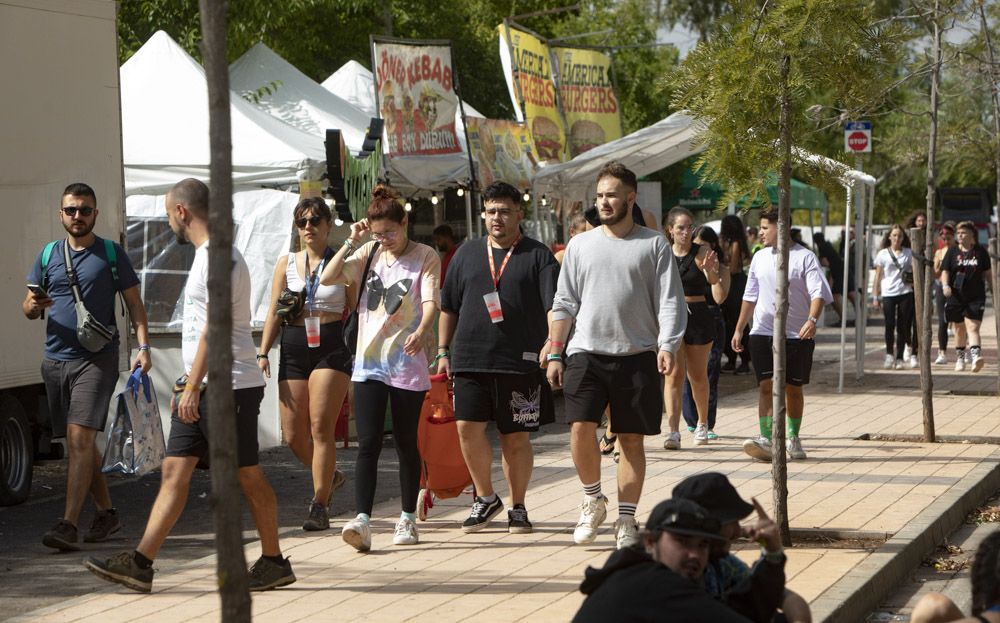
258, 197, 352, 531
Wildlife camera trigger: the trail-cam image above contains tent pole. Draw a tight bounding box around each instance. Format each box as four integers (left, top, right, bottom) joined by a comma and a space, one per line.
838, 182, 852, 394
854, 160, 867, 382
465, 190, 474, 241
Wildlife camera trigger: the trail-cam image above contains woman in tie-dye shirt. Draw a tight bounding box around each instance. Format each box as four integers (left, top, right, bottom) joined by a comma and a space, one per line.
321, 184, 440, 552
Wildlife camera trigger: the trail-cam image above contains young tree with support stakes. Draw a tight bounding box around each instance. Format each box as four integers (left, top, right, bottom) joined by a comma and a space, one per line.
199, 1, 251, 619
671, 0, 900, 544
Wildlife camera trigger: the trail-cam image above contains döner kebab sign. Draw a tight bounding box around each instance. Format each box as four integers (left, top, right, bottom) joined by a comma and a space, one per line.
372, 38, 462, 157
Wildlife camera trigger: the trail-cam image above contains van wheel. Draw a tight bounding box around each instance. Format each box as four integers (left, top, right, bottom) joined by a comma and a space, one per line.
0, 394, 33, 505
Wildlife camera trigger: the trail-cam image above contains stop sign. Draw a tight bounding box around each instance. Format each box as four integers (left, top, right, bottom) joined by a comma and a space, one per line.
847, 131, 869, 152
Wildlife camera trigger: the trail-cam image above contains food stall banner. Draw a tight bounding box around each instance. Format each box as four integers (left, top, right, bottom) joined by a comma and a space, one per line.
372, 39, 462, 156
551, 46, 622, 157
497, 24, 567, 163
466, 118, 538, 190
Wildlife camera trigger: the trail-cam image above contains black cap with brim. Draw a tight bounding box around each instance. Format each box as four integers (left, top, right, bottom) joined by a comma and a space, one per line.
645, 498, 726, 541
672, 472, 754, 524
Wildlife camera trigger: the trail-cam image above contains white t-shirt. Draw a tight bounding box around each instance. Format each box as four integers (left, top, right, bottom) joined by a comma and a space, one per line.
873, 248, 914, 297
744, 244, 834, 338
182, 243, 264, 390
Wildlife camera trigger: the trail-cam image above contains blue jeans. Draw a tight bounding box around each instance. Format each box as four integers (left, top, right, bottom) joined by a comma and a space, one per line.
682, 306, 725, 430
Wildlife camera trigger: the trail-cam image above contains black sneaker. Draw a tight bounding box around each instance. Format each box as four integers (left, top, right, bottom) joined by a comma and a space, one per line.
735, 362, 752, 375
84, 507, 122, 543
84, 551, 154, 593
42, 520, 79, 551
247, 556, 296, 591
462, 496, 504, 533
721, 360, 737, 372
508, 505, 533, 534
302, 501, 329, 531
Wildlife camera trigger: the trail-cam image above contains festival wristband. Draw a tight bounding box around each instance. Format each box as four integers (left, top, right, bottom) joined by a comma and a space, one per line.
546, 353, 563, 362
138, 344, 150, 351
550, 341, 564, 349
433, 352, 449, 363
185, 381, 201, 392
256, 353, 268, 360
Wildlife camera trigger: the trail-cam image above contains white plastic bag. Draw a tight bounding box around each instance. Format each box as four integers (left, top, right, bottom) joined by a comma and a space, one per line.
102, 368, 165, 476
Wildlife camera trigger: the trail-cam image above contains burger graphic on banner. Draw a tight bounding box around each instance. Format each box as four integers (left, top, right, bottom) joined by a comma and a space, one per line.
531, 116, 564, 162
570, 120, 605, 157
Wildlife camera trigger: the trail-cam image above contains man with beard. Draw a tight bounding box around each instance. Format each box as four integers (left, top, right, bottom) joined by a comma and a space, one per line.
573, 498, 751, 622
85, 179, 294, 593
546, 162, 686, 549
25, 183, 151, 551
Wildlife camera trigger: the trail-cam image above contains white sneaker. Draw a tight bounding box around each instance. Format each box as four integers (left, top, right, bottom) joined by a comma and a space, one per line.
894, 359, 905, 370
956, 356, 967, 372
787, 436, 807, 460
743, 436, 773, 462
693, 424, 709, 446
613, 516, 640, 550
342, 516, 372, 552
573, 494, 608, 544
965, 350, 974, 363
934, 352, 947, 365
392, 517, 419, 545
663, 431, 681, 450
903, 345, 912, 361
883, 354, 895, 369
971, 353, 985, 373
908, 355, 919, 369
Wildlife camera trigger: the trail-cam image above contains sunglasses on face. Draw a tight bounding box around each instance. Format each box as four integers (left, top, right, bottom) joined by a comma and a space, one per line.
483, 208, 515, 218
62, 206, 94, 217
295, 215, 324, 228
371, 230, 399, 242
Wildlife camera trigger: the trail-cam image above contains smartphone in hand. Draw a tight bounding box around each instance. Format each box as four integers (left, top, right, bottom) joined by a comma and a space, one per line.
26, 284, 48, 298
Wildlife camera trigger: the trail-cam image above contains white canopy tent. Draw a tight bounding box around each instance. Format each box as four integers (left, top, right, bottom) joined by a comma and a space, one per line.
121, 31, 325, 195
321, 60, 487, 192
533, 112, 877, 388
230, 43, 372, 155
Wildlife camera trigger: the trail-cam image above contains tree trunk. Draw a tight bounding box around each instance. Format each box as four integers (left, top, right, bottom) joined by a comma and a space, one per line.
772, 53, 792, 547
383, 0, 393, 36
920, 0, 942, 443
980, 5, 1000, 396
199, 1, 250, 619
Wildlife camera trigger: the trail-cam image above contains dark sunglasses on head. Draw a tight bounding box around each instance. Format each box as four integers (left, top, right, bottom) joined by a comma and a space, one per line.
62, 206, 94, 217
295, 215, 324, 228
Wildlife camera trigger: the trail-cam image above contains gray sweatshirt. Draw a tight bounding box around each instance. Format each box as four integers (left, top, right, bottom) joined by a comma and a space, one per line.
552, 225, 687, 356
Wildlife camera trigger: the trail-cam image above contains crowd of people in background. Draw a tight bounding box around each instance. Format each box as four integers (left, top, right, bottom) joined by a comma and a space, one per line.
23, 167, 993, 622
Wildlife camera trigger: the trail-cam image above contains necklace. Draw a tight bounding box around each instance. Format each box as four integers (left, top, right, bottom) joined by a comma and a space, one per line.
384, 240, 411, 268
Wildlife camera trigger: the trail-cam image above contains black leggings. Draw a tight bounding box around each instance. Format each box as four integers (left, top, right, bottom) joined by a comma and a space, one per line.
352, 380, 426, 515
883, 292, 915, 359
934, 281, 948, 351
723, 271, 750, 365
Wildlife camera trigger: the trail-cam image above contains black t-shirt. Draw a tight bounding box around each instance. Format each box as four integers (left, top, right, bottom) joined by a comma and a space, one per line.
441, 235, 559, 374
941, 244, 991, 301
574, 548, 752, 623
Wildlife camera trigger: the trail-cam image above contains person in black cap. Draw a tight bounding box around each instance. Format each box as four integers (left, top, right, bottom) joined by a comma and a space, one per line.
573, 498, 752, 622
673, 472, 812, 623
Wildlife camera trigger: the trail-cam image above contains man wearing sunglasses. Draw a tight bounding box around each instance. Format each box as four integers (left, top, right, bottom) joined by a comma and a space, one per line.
24, 183, 151, 552
437, 181, 559, 534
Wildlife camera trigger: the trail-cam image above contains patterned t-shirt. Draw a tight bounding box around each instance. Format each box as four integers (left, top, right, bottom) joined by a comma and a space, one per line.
346, 240, 440, 392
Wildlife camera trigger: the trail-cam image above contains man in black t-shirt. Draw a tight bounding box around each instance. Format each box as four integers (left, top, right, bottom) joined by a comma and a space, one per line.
939, 220, 992, 372
438, 181, 559, 534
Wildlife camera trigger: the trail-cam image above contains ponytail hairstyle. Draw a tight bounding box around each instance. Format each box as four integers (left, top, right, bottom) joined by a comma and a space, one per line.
367, 184, 405, 223
971, 530, 1000, 615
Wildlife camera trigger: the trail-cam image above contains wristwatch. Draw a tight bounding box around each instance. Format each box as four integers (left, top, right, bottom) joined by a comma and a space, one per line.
807, 316, 819, 324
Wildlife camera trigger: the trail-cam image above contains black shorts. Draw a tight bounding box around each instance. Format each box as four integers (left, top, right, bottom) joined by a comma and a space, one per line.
41, 350, 119, 438
748, 335, 815, 386
944, 297, 985, 323
278, 321, 352, 380
166, 385, 264, 468
453, 371, 555, 434
562, 351, 662, 435
684, 301, 717, 345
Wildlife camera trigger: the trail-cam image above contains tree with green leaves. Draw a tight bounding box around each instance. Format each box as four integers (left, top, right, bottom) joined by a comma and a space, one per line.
672, 0, 901, 543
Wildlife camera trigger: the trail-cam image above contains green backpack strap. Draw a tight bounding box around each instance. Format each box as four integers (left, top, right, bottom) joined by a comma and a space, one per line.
40, 241, 59, 290
103, 238, 120, 286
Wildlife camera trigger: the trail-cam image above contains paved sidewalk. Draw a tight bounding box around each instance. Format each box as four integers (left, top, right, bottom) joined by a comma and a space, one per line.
12, 318, 1000, 622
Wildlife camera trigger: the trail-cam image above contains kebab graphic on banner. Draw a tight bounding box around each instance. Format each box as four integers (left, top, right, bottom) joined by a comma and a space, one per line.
551, 46, 622, 157
498, 24, 567, 163
372, 38, 462, 156
466, 118, 538, 190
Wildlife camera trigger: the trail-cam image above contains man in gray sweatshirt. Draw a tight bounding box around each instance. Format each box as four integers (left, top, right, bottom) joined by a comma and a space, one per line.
545, 161, 686, 550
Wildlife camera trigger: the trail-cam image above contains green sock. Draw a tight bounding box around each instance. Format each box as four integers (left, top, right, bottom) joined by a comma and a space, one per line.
759, 416, 773, 440
788, 417, 801, 438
